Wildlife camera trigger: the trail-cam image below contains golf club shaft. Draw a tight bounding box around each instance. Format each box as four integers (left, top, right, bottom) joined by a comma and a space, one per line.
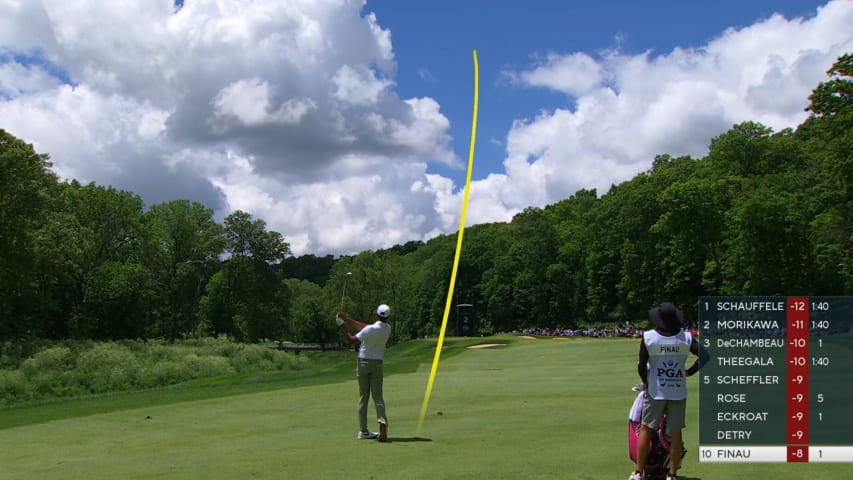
339, 274, 350, 311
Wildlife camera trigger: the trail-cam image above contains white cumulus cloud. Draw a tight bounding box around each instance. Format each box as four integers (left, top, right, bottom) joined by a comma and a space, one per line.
464, 0, 853, 226
1, 0, 851, 256
0, 0, 457, 255
512, 52, 603, 97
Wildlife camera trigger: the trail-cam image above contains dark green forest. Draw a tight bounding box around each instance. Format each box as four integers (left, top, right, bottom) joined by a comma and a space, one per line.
1, 54, 850, 344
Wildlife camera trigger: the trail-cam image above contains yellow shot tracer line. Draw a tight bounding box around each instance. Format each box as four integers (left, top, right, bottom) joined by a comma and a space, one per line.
417, 49, 479, 434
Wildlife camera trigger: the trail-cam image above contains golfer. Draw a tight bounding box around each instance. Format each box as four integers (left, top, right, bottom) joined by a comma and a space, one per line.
629, 302, 704, 480
337, 304, 392, 441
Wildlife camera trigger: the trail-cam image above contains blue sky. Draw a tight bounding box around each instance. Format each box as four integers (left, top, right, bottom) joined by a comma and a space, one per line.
1, 0, 851, 255
368, 0, 827, 185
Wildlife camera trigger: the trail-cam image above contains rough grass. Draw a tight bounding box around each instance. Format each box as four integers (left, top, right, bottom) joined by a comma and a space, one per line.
0, 338, 304, 407
0, 337, 846, 479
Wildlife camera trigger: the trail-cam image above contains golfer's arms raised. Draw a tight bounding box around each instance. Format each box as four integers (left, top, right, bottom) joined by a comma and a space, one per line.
337, 311, 368, 330
340, 324, 360, 345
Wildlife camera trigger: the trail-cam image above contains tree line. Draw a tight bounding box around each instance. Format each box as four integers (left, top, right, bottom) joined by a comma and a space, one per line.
1, 54, 850, 344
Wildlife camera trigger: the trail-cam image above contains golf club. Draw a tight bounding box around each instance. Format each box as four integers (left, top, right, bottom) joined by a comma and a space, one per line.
339, 272, 352, 311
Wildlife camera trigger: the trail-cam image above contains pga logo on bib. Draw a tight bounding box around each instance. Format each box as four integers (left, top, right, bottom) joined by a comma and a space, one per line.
656, 359, 684, 388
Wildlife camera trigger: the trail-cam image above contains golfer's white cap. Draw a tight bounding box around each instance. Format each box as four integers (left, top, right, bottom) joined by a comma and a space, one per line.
376, 304, 391, 318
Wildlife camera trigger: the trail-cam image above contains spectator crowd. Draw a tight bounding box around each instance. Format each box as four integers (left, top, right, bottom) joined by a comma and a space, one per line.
517, 325, 643, 338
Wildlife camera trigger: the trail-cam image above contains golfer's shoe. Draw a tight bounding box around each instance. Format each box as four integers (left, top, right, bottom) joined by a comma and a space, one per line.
378, 418, 387, 442
357, 431, 379, 440
628, 471, 644, 480
665, 475, 678, 480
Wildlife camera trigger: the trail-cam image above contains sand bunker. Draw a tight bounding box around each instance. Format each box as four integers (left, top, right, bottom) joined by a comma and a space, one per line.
467, 343, 506, 349
519, 335, 536, 339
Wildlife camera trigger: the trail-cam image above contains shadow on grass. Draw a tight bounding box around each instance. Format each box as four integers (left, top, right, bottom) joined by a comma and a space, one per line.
645, 476, 700, 480
384, 437, 432, 443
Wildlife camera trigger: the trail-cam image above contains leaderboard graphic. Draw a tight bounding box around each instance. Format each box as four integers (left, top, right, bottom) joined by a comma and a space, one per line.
698, 296, 853, 463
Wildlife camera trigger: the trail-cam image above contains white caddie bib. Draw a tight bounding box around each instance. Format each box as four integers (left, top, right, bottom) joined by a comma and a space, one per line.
643, 329, 692, 400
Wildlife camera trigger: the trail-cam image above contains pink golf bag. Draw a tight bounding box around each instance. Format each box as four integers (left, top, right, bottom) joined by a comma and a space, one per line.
627, 388, 684, 477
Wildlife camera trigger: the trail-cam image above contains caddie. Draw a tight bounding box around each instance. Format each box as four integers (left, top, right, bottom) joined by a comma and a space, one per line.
629, 302, 705, 480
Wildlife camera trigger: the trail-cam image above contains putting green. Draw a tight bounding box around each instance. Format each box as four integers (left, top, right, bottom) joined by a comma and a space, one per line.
0, 338, 846, 479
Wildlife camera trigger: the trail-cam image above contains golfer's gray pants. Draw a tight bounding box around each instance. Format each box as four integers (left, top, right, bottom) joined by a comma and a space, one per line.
357, 358, 386, 432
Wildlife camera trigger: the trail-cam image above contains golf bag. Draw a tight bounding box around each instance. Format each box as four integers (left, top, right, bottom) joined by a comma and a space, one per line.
627, 388, 685, 477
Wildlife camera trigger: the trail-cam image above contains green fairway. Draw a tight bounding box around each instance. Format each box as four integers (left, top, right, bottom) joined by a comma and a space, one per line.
0, 337, 845, 479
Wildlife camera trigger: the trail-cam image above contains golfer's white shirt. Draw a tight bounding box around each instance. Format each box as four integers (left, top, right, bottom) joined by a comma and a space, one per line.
356, 321, 391, 360
644, 329, 692, 400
